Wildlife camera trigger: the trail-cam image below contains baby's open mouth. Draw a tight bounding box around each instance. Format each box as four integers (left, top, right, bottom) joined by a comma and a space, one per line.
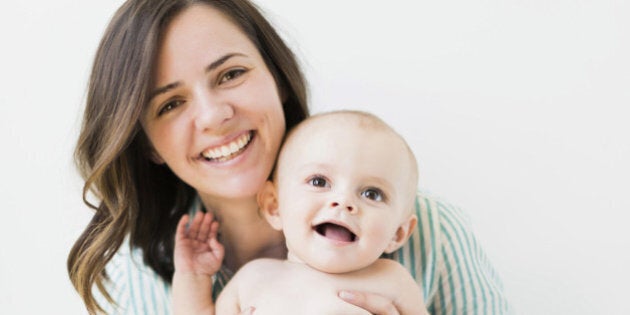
314, 223, 356, 242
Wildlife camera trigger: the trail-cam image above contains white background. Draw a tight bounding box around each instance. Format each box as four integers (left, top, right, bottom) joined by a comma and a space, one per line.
1, 1, 628, 314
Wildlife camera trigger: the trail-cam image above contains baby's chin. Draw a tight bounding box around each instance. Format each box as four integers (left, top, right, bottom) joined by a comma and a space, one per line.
304, 259, 374, 274
286, 247, 382, 274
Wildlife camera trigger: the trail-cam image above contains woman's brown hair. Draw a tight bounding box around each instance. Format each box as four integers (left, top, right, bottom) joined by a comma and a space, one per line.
67, 0, 308, 313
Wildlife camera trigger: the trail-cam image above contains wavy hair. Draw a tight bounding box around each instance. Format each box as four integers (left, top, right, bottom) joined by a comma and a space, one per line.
67, 0, 308, 313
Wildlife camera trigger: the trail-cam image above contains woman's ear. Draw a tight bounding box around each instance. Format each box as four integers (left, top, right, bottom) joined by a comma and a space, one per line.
141, 134, 165, 164
257, 181, 283, 231
277, 82, 289, 104
384, 214, 418, 254
149, 149, 165, 164
138, 131, 165, 165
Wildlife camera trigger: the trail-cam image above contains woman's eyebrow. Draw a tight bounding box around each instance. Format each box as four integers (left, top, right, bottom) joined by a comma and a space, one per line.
205, 52, 246, 73
150, 53, 247, 101
150, 82, 180, 101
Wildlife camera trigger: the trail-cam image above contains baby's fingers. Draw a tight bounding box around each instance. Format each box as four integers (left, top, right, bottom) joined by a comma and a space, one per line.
338, 290, 400, 315
188, 211, 205, 240
209, 220, 220, 240
239, 307, 255, 315
209, 237, 225, 261
175, 214, 190, 241
196, 211, 215, 242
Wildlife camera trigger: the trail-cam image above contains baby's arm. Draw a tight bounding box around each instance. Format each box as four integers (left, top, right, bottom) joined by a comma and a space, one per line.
173, 211, 225, 315
380, 259, 428, 315
215, 274, 243, 315
340, 259, 428, 315
216, 259, 280, 314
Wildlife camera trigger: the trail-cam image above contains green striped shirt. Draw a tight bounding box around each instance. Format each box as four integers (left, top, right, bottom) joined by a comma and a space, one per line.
96, 192, 510, 314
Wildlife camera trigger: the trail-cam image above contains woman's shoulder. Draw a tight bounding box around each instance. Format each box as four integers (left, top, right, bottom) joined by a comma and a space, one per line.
105, 238, 164, 281
415, 190, 471, 223
412, 189, 485, 260
408, 190, 511, 314
96, 237, 173, 314
389, 191, 479, 296
414, 189, 478, 242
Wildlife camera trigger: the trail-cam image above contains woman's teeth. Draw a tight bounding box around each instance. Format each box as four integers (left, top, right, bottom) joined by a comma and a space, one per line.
201, 132, 252, 161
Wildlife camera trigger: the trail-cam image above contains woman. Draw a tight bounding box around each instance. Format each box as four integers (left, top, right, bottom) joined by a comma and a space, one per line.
68, 0, 509, 314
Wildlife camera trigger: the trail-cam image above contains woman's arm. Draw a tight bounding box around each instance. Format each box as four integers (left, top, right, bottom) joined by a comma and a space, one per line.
340, 192, 510, 315
415, 192, 510, 314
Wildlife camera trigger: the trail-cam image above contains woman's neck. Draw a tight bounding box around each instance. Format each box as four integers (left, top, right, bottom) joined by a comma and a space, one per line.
198, 194, 286, 272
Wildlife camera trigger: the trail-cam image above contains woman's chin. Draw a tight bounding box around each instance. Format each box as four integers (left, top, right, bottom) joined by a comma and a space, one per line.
198, 175, 267, 201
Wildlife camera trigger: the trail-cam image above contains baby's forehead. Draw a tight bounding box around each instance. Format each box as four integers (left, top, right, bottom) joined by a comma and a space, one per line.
278, 113, 414, 170
287, 113, 395, 143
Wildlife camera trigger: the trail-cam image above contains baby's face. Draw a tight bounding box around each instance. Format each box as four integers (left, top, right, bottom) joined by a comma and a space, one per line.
273, 116, 417, 273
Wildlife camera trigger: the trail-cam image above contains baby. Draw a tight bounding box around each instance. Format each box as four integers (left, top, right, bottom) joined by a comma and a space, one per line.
174, 110, 426, 314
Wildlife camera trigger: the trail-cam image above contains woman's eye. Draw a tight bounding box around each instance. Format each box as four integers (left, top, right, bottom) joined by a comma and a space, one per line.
361, 188, 385, 202
219, 68, 246, 84
308, 176, 329, 188
158, 99, 184, 116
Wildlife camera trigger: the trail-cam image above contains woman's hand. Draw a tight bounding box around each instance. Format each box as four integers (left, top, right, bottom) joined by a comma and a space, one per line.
174, 211, 225, 275
339, 289, 429, 315
338, 290, 401, 315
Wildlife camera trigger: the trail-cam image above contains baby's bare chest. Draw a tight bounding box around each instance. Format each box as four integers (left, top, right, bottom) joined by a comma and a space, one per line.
238, 268, 371, 315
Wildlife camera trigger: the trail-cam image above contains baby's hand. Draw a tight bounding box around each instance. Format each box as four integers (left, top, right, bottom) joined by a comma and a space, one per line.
174, 211, 224, 276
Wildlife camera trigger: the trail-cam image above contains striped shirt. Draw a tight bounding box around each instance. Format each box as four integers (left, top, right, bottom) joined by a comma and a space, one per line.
95, 191, 510, 314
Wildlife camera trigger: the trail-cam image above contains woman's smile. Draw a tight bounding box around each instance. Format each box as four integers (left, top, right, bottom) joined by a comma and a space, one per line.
141, 4, 286, 200
199, 130, 254, 162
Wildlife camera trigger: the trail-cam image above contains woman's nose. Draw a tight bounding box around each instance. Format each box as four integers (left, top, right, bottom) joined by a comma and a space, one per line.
192, 91, 234, 131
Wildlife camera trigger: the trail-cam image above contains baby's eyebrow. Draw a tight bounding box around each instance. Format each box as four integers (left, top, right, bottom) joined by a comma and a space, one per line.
364, 176, 395, 192
296, 163, 334, 174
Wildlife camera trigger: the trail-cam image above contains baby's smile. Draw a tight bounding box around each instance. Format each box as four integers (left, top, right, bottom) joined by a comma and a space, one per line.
314, 222, 357, 243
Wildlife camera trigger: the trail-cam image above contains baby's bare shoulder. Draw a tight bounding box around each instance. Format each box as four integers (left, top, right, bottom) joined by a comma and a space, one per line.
371, 258, 409, 274
237, 258, 285, 276
365, 259, 418, 290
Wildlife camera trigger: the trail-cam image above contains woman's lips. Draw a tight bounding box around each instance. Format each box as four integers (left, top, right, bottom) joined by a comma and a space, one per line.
200, 131, 253, 162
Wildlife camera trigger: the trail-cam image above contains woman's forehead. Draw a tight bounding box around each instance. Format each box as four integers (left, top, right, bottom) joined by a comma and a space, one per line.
154, 4, 257, 78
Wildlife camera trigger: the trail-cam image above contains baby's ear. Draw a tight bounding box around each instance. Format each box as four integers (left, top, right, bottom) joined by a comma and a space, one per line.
257, 181, 283, 231
384, 214, 418, 254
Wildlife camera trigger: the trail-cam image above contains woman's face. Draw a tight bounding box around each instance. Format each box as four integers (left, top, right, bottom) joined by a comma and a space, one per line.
141, 4, 286, 202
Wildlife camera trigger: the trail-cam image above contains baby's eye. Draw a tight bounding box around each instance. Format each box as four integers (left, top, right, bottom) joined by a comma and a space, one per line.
219, 68, 247, 84
361, 188, 385, 202
158, 99, 184, 116
308, 176, 329, 188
